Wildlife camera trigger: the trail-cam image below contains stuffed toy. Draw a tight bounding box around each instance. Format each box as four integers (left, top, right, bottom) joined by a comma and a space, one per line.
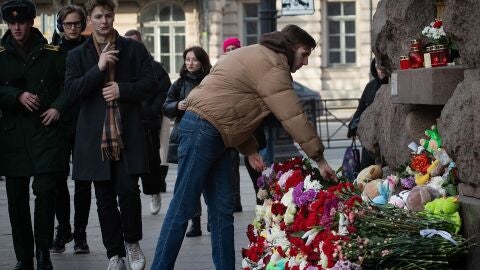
362, 178, 394, 205
361, 179, 382, 202
427, 159, 445, 177
415, 173, 430, 186
389, 190, 410, 208
427, 176, 446, 196
419, 125, 442, 154
354, 165, 382, 192
266, 253, 287, 270
424, 197, 461, 233
406, 185, 440, 211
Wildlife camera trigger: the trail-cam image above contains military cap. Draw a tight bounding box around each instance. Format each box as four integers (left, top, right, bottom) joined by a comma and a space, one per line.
1, 0, 36, 23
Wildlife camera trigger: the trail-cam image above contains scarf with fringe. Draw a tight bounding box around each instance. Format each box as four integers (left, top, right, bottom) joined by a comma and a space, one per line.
93, 32, 124, 160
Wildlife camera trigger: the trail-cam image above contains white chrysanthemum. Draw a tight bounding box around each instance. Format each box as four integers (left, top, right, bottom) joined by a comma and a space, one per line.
284, 204, 297, 225
257, 188, 268, 200
303, 175, 323, 191
255, 205, 266, 223
267, 226, 290, 248
263, 204, 273, 228
281, 188, 294, 206
278, 169, 294, 188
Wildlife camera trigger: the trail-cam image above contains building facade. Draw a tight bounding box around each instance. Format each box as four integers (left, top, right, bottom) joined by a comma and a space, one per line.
0, 0, 380, 99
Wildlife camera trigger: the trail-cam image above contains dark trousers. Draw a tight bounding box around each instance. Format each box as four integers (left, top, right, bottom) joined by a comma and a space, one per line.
244, 155, 263, 205
55, 128, 92, 234
94, 161, 142, 258
74, 180, 92, 231
6, 174, 57, 261
140, 128, 162, 195
230, 149, 242, 208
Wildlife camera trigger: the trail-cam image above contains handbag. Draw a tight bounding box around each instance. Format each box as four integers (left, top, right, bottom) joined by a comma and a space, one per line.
167, 122, 179, 164
342, 139, 361, 181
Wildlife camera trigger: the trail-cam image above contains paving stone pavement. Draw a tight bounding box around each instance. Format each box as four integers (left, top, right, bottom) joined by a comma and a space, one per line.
0, 149, 343, 270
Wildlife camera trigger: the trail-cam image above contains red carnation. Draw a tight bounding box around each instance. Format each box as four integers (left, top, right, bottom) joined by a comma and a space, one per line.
271, 202, 287, 216
285, 169, 304, 190
433, 20, 443, 28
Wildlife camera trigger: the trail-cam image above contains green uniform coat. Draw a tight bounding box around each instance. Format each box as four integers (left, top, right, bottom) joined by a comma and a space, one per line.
0, 27, 67, 177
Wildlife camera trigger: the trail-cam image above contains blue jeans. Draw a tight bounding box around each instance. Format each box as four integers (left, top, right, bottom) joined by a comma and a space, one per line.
151, 111, 235, 270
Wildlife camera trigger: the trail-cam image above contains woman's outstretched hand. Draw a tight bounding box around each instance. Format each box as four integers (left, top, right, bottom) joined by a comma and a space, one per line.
248, 152, 265, 172
316, 158, 337, 181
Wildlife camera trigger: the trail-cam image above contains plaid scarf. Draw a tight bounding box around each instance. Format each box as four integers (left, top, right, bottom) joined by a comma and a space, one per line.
93, 32, 124, 161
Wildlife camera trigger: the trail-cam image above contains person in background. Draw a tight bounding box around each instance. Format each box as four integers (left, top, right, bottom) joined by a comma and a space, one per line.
64, 0, 157, 269
347, 58, 389, 169
162, 46, 211, 238
222, 37, 243, 212
151, 24, 336, 270
0, 0, 67, 269
124, 29, 171, 215
50, 4, 91, 255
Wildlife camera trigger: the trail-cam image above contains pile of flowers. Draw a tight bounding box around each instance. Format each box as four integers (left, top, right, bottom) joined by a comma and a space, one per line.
421, 19, 448, 45
242, 157, 471, 270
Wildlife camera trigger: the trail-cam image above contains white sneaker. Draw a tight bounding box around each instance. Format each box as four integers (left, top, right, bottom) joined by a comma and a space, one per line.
125, 242, 146, 270
107, 255, 126, 270
150, 194, 161, 215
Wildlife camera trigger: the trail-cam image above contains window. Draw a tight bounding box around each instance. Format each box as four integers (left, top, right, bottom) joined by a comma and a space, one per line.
243, 3, 260, 45
327, 1, 356, 65
141, 3, 186, 75
0, 17, 8, 37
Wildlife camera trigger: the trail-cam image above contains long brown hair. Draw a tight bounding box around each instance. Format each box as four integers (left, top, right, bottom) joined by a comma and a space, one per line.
180, 46, 212, 77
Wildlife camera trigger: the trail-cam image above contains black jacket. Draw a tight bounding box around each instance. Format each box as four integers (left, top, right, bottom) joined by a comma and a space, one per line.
142, 60, 170, 129
0, 28, 67, 176
347, 59, 389, 138
162, 71, 204, 121
64, 32, 157, 180
54, 35, 87, 130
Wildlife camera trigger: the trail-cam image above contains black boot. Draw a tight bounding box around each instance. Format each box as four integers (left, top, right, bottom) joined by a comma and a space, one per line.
159, 165, 169, 192
50, 226, 73, 253
36, 249, 53, 270
185, 217, 202, 237
13, 259, 34, 270
73, 228, 90, 254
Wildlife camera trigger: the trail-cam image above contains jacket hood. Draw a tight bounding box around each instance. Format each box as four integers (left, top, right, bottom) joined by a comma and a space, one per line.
259, 31, 295, 68
370, 58, 389, 84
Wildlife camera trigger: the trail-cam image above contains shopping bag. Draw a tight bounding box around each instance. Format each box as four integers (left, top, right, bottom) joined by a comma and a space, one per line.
342, 139, 361, 181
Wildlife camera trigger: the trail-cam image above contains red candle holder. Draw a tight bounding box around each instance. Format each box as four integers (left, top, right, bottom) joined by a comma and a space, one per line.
400, 56, 411, 70
409, 48, 424, 69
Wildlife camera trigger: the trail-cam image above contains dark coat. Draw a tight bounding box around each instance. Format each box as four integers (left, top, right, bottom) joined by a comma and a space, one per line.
64, 32, 157, 181
142, 61, 170, 129
55, 35, 87, 131
0, 28, 67, 176
162, 71, 204, 121
347, 59, 389, 138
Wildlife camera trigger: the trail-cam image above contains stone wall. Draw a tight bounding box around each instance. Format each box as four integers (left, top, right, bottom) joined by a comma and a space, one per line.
365, 1, 480, 267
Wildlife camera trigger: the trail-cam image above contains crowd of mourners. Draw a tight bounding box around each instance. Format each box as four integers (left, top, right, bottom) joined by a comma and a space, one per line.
0, 0, 336, 270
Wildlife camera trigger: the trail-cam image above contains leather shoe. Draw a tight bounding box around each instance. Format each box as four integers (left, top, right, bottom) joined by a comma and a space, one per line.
13, 260, 34, 270
36, 249, 53, 270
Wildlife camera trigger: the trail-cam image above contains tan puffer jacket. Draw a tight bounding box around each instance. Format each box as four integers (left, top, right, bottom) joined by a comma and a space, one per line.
186, 44, 324, 161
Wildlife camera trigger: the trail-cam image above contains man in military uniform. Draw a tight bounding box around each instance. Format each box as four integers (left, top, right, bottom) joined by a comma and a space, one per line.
0, 1, 67, 269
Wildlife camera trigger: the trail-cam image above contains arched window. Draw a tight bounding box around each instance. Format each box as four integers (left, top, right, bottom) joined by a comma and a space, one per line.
141, 3, 186, 75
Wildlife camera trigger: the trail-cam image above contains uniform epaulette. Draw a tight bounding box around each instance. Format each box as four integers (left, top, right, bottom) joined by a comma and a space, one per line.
0, 46, 5, 53
44, 44, 60, 51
